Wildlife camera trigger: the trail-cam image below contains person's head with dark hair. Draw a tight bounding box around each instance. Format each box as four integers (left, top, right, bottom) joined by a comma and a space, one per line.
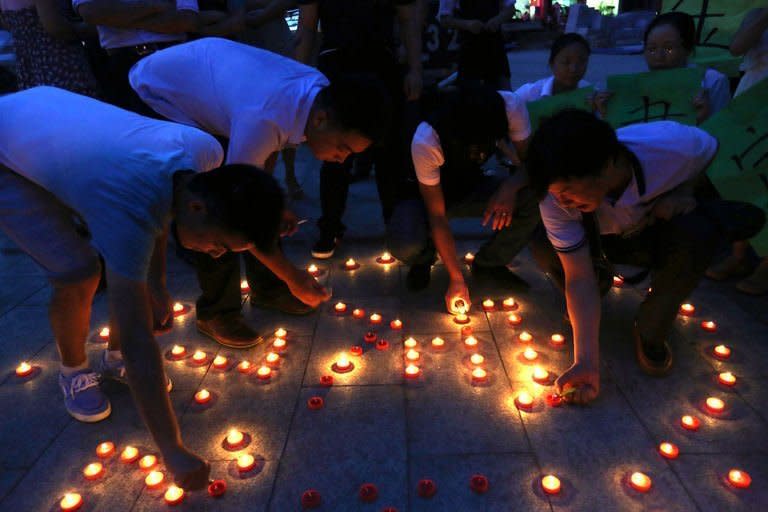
305, 74, 393, 164
549, 33, 591, 92
643, 12, 696, 70
175, 164, 285, 258
427, 83, 508, 166
528, 109, 627, 211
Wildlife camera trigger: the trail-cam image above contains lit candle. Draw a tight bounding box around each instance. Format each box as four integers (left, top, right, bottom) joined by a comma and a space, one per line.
120, 446, 139, 463
404, 337, 418, 349
523, 347, 538, 361
482, 299, 495, 312
550, 334, 565, 346
461, 325, 473, 338
404, 364, 421, 379
59, 493, 83, 512
273, 338, 287, 351
96, 441, 115, 458
518, 331, 533, 343
431, 337, 445, 349
613, 275, 624, 287
629, 472, 652, 492
237, 360, 252, 373
164, 485, 184, 505
507, 313, 522, 326
145, 470, 164, 488
225, 429, 245, 449
658, 442, 679, 459
240, 280, 250, 293
502, 297, 518, 311
265, 352, 280, 367
718, 371, 736, 387
15, 361, 33, 378
680, 415, 700, 431
471, 367, 488, 383
405, 349, 420, 362
307, 264, 320, 276
194, 389, 212, 404
515, 391, 534, 410
99, 327, 110, 340
727, 469, 752, 489
712, 344, 731, 360
390, 319, 403, 330
705, 397, 725, 414
352, 308, 365, 319
541, 475, 561, 495
172, 302, 187, 316
138, 454, 157, 470
532, 366, 549, 384
170, 344, 186, 359
463, 252, 475, 264
83, 462, 104, 480
464, 335, 478, 349
236, 454, 255, 472
376, 252, 395, 264
257, 365, 272, 380
454, 313, 470, 325
344, 258, 360, 270
701, 320, 717, 333
334, 302, 347, 314
678, 303, 695, 316
369, 313, 382, 324
274, 327, 287, 339
213, 355, 227, 369
332, 353, 353, 373
470, 353, 485, 366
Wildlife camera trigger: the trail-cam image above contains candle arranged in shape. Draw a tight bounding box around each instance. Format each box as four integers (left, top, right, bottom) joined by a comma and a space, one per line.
431, 337, 445, 348
145, 470, 164, 488
550, 334, 565, 346
523, 347, 538, 361
273, 337, 287, 351
405, 349, 420, 362
727, 469, 752, 489
712, 344, 731, 360
718, 371, 736, 387
404, 364, 421, 379
470, 353, 485, 366
680, 415, 700, 431
332, 353, 353, 373
83, 462, 104, 480
679, 303, 695, 316
464, 336, 478, 349
376, 252, 395, 264
541, 475, 561, 495
257, 366, 272, 380
629, 472, 652, 492
15, 361, 33, 377
164, 485, 185, 505
139, 454, 157, 470
344, 258, 360, 270
700, 320, 717, 332
225, 429, 245, 449
237, 454, 256, 472
658, 442, 679, 459
518, 331, 533, 343
120, 446, 139, 463
170, 345, 186, 358
404, 337, 418, 349
471, 367, 488, 383
515, 392, 533, 410
96, 441, 115, 458
194, 389, 212, 404
99, 327, 110, 340
705, 397, 725, 413
482, 299, 495, 312
334, 302, 347, 314
502, 297, 517, 310
240, 280, 250, 293
507, 313, 522, 326
59, 493, 83, 512
213, 355, 227, 369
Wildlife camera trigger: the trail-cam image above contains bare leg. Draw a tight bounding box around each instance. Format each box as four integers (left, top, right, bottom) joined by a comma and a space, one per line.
49, 272, 100, 367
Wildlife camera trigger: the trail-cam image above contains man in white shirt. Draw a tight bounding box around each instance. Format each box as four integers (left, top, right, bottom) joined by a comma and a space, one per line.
527, 109, 765, 403
130, 37, 391, 347
0, 86, 328, 489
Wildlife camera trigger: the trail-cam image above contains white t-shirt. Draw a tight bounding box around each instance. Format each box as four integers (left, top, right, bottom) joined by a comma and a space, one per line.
540, 121, 718, 252
411, 90, 531, 186
513, 76, 592, 104
701, 68, 731, 117
0, 87, 223, 279
72, 0, 198, 50
130, 37, 330, 167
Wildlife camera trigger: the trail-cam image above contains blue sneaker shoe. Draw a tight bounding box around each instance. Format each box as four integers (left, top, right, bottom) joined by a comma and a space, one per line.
98, 350, 173, 392
58, 369, 111, 423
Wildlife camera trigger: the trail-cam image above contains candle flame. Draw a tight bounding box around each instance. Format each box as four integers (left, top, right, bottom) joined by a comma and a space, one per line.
164, 485, 184, 502
145, 470, 164, 487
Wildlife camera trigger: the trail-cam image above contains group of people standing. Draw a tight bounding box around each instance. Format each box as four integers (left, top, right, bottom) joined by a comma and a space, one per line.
0, 0, 766, 490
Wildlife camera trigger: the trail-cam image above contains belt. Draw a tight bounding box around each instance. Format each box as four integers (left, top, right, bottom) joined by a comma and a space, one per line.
106, 41, 177, 57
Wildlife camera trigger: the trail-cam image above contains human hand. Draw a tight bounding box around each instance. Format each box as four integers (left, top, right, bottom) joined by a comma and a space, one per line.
403, 69, 423, 101
287, 271, 331, 308
651, 194, 697, 221
444, 278, 471, 314
555, 362, 600, 405
149, 286, 173, 334
465, 19, 485, 34
589, 90, 613, 117
280, 209, 299, 237
482, 180, 518, 230
693, 89, 710, 123
164, 445, 211, 491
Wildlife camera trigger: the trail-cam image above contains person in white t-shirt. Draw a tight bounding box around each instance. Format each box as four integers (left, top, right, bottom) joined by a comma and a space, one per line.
388, 84, 540, 312
0, 86, 328, 489
527, 110, 764, 403
130, 37, 390, 347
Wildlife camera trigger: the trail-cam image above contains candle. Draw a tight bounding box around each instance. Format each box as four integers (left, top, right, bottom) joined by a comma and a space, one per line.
518, 331, 533, 343
658, 442, 679, 459
164, 485, 185, 505
99, 327, 110, 340
170, 344, 186, 359
463, 252, 475, 264
390, 319, 403, 330
350, 345, 363, 356
405, 349, 420, 362
83, 462, 104, 480
263, 352, 279, 367
236, 454, 255, 472
612, 275, 624, 287
454, 313, 470, 325
194, 389, 212, 404
431, 337, 445, 349
705, 397, 725, 414
96, 441, 115, 458
334, 302, 347, 314
701, 320, 717, 332
376, 339, 389, 350
274, 327, 287, 339
679, 303, 695, 316
482, 299, 495, 312
237, 360, 252, 373
376, 251, 395, 264
402, 337, 417, 348
320, 375, 334, 387
464, 335, 478, 349
470, 353, 485, 366
404, 364, 421, 379
172, 302, 188, 316
213, 355, 227, 369
225, 429, 245, 449
364, 331, 377, 343
369, 313, 382, 324
523, 347, 538, 361
515, 392, 534, 410
712, 344, 731, 360
138, 454, 157, 470
532, 366, 549, 384
273, 337, 287, 351
307, 264, 320, 276
502, 297, 518, 311
307, 396, 324, 410
208, 479, 226, 498
680, 415, 700, 431
120, 446, 139, 463
727, 469, 752, 489
15, 361, 33, 378
145, 470, 164, 488
507, 313, 522, 326
461, 325, 473, 337
240, 280, 250, 293
256, 365, 272, 380
550, 334, 565, 346
541, 475, 561, 495
332, 353, 354, 373
59, 493, 83, 511
629, 472, 652, 492
718, 371, 736, 387
344, 258, 360, 270
352, 308, 365, 319
471, 367, 488, 383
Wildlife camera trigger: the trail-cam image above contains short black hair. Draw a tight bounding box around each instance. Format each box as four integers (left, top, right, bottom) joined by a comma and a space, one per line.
644, 12, 696, 52
528, 109, 620, 199
187, 164, 284, 251
549, 33, 591, 64
314, 74, 393, 144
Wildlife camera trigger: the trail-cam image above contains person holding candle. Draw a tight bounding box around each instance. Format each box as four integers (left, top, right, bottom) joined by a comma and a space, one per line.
0, 86, 326, 488
129, 37, 387, 346
388, 83, 539, 312
528, 109, 765, 402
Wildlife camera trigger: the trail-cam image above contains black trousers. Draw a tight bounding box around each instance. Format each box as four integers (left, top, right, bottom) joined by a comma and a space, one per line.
101, 48, 161, 117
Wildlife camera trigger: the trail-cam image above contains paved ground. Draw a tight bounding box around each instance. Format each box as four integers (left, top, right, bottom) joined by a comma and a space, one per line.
1, 51, 767, 511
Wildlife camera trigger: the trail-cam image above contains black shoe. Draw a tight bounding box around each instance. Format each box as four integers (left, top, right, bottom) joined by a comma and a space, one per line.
471, 263, 530, 290
197, 314, 264, 349
250, 291, 316, 315
406, 264, 432, 291
633, 323, 673, 377
311, 233, 339, 259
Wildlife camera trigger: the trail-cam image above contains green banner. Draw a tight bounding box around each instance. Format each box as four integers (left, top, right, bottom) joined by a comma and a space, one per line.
702, 78, 768, 253
525, 86, 595, 132
604, 67, 705, 128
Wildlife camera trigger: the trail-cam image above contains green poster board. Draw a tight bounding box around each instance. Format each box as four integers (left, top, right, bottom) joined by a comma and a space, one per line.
702, 78, 768, 253
526, 86, 595, 132
604, 67, 704, 128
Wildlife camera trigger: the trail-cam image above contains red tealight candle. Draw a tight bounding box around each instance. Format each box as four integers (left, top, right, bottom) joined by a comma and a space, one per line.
59, 493, 83, 512
463, 252, 475, 264
332, 353, 354, 373
240, 280, 250, 293
471, 367, 488, 383
712, 344, 731, 360
390, 319, 403, 330
237, 360, 252, 373
170, 344, 186, 359
212, 355, 228, 369
376, 252, 395, 264
612, 275, 624, 287
550, 333, 565, 346
464, 335, 479, 349
138, 454, 157, 471
96, 441, 115, 458
376, 339, 389, 350
15, 361, 33, 378
265, 352, 280, 367
237, 454, 255, 472
405, 349, 420, 362
272, 338, 287, 351
225, 429, 245, 449
469, 353, 485, 366
658, 442, 679, 459
678, 303, 695, 316
541, 475, 561, 495
431, 337, 445, 349
256, 366, 272, 381
507, 313, 522, 326
369, 313, 382, 324
98, 327, 110, 340
145, 470, 164, 488
343, 258, 360, 271
352, 308, 365, 319
680, 415, 700, 431
307, 264, 321, 277
364, 331, 377, 343
350, 345, 363, 356
502, 297, 518, 311
629, 472, 652, 492
334, 302, 347, 314
718, 371, 736, 387
518, 331, 533, 343
164, 485, 185, 506
120, 446, 139, 463
404, 364, 421, 379
532, 366, 550, 384
454, 313, 470, 325
482, 299, 495, 312
194, 389, 212, 404
514, 392, 534, 411
274, 327, 287, 339
705, 397, 725, 414
701, 320, 717, 333
523, 347, 538, 361
727, 469, 752, 489
191, 350, 207, 364
83, 462, 104, 480
403, 337, 417, 348
172, 302, 188, 317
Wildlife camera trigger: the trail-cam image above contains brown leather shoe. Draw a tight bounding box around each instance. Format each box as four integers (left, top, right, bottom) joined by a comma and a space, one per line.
633, 323, 673, 377
197, 314, 264, 349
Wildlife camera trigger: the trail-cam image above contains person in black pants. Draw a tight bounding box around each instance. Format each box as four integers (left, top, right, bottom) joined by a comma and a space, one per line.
295, 0, 423, 258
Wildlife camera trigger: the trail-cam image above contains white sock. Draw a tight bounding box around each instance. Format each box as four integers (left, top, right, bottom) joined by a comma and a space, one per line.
106, 350, 123, 362
60, 361, 89, 376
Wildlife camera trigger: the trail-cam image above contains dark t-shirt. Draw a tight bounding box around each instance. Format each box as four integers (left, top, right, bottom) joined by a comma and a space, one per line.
298, 0, 414, 52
